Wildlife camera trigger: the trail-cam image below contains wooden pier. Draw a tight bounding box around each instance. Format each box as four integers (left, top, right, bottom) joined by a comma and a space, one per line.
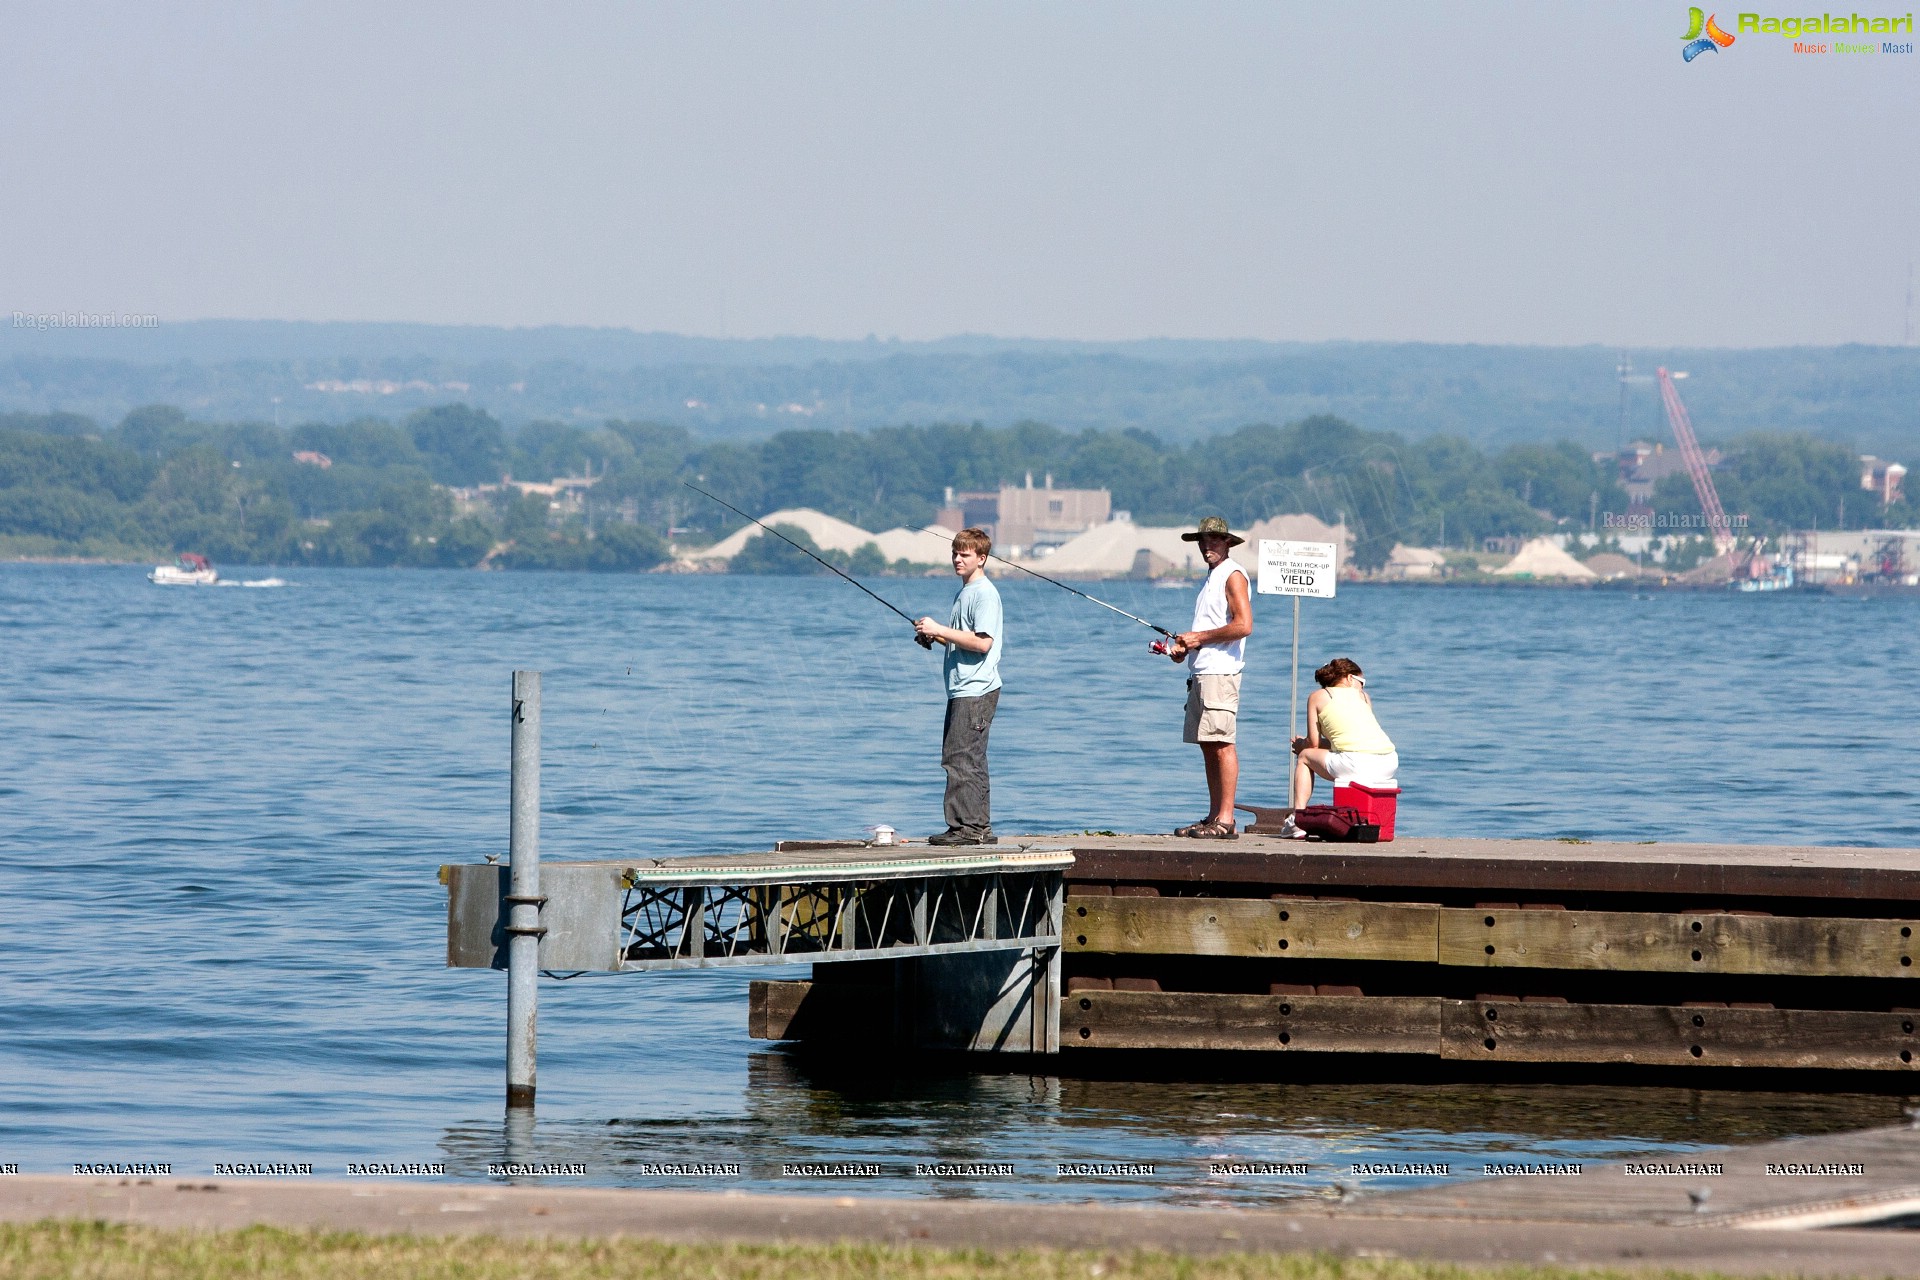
449, 675, 1916, 1102
749, 834, 1920, 1078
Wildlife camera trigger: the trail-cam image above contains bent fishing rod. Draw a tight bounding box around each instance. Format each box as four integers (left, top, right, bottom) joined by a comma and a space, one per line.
682, 482, 920, 628
917, 526, 1175, 638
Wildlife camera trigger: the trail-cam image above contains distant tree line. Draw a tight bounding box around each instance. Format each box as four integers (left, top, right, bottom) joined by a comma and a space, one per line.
0, 404, 667, 570
592, 415, 1906, 569
9, 335, 1919, 458
0, 404, 1906, 571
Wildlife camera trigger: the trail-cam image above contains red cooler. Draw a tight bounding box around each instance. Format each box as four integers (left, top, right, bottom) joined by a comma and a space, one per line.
1331, 782, 1399, 842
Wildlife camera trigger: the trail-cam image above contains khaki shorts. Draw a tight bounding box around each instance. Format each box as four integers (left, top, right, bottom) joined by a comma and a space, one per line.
1182, 673, 1241, 744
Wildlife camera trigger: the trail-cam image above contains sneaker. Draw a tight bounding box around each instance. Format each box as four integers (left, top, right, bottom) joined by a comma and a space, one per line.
1275, 815, 1305, 840
928, 829, 996, 846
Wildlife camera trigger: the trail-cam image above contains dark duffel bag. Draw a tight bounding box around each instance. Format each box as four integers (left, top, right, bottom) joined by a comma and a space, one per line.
1293, 804, 1381, 843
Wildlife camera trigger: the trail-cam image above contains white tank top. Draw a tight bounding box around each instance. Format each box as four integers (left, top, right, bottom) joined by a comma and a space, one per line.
1187, 559, 1247, 676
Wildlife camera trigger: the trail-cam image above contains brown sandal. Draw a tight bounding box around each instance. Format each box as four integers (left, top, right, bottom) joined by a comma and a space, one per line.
1188, 821, 1238, 840
1173, 819, 1214, 837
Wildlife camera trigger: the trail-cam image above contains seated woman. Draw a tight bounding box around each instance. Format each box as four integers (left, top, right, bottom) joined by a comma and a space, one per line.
1282, 657, 1398, 839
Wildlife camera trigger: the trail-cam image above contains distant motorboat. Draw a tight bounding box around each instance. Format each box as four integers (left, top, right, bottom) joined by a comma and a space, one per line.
1151, 577, 1193, 589
148, 553, 218, 586
1734, 563, 1794, 593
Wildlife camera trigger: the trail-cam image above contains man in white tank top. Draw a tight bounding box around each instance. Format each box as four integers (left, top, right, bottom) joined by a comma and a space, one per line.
1165, 516, 1253, 838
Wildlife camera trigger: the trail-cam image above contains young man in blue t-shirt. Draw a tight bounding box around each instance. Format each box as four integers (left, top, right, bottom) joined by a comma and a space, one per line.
913, 526, 1003, 846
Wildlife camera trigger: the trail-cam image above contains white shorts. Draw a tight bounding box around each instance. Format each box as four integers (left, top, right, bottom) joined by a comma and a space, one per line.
1323, 749, 1398, 789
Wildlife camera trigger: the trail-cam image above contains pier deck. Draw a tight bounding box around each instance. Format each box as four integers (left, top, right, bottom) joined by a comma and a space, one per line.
751, 835, 1920, 1077
1057, 833, 1920, 903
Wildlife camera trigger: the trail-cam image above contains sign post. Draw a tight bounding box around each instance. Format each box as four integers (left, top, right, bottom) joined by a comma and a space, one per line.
1255, 540, 1337, 744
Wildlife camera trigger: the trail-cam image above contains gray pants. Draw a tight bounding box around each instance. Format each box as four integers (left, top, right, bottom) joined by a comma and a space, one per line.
942, 689, 999, 837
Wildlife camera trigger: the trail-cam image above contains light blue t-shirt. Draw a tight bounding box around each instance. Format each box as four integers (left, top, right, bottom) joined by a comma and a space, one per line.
943, 575, 1003, 699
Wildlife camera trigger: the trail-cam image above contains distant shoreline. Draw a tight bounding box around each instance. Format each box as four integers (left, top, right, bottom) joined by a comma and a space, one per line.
2, 557, 1843, 593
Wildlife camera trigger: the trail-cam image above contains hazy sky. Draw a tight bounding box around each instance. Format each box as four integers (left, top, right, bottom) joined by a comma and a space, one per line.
5, 1, 1916, 346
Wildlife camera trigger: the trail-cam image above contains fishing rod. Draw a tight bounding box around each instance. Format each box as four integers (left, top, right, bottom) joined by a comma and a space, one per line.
682, 482, 921, 628
917, 526, 1175, 638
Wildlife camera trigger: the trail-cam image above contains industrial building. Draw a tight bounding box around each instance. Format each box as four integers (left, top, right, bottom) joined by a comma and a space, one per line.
935, 474, 1111, 558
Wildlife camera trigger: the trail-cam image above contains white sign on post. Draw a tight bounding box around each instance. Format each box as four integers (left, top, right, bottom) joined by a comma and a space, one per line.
1256, 540, 1337, 598
1255, 539, 1338, 747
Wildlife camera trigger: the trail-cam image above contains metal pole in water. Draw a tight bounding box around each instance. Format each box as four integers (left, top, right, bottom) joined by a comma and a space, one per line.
506, 671, 544, 1108
1289, 595, 1301, 744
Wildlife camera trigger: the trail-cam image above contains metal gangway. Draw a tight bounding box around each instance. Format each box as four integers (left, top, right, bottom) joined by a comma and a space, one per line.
443, 673, 1071, 1107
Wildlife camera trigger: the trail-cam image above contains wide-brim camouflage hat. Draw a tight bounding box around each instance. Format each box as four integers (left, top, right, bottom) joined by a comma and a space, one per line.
1181, 515, 1245, 547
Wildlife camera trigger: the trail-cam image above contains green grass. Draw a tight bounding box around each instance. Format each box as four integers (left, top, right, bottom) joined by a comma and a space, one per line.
1, 1221, 1741, 1280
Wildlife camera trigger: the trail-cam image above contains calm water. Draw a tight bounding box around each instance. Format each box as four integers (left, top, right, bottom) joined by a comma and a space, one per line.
3, 564, 1916, 1205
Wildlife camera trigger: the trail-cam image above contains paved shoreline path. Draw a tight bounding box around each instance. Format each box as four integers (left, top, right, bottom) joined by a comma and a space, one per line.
6, 1125, 1917, 1276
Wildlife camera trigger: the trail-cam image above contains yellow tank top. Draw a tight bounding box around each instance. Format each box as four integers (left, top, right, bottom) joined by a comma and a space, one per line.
1316, 686, 1395, 754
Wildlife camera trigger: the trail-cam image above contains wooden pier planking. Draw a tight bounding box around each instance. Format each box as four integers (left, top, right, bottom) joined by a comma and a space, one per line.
1067, 989, 1440, 1055
1070, 896, 1441, 963
1439, 999, 1919, 1070
1439, 906, 1919, 977
1066, 896, 1918, 977
754, 982, 1920, 1071
1055, 834, 1920, 904
750, 835, 1920, 1075
1071, 992, 1918, 1071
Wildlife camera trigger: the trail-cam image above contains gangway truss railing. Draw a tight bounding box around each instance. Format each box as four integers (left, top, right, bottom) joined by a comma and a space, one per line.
445, 844, 1073, 975
619, 851, 1068, 969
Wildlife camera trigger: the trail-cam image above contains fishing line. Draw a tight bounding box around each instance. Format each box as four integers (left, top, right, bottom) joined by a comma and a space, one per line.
916, 526, 1175, 638
683, 482, 919, 627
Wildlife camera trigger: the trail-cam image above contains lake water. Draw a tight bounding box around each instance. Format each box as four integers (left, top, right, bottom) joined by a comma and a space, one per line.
3, 563, 1916, 1205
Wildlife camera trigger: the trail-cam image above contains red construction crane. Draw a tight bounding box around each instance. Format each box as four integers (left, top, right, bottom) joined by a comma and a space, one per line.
1656, 368, 1736, 558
